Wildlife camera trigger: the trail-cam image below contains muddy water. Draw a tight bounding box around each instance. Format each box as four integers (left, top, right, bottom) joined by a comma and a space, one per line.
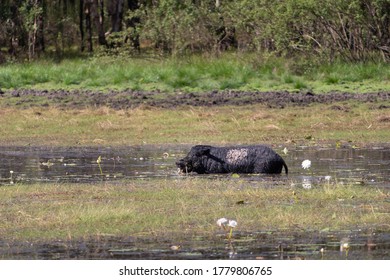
0, 144, 389, 260
2, 229, 390, 260
0, 144, 389, 188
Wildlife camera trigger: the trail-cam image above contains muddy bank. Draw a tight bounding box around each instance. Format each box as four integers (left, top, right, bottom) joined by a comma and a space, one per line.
1, 89, 390, 109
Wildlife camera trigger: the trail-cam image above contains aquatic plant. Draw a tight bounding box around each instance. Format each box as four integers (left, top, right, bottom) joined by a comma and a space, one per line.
9, 170, 14, 184
340, 238, 350, 257
217, 218, 238, 240
41, 160, 54, 167
301, 159, 311, 169
169, 245, 181, 251
320, 247, 325, 259
216, 218, 229, 229
227, 220, 238, 239
301, 160, 314, 188
302, 178, 312, 189
96, 156, 103, 175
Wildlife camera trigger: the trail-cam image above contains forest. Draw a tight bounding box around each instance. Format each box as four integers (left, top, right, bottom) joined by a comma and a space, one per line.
0, 0, 389, 63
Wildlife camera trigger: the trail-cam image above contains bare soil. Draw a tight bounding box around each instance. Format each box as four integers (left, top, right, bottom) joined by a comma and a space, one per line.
1, 89, 390, 109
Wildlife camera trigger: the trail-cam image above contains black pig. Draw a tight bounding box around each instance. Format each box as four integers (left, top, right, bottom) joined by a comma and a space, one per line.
176, 145, 288, 174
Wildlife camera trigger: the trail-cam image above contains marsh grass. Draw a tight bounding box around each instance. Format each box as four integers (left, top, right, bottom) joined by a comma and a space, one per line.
0, 178, 388, 241
0, 102, 389, 146
0, 54, 388, 92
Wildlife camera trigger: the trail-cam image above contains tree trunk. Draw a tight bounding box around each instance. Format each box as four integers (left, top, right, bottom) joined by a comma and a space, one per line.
36, 0, 45, 53
80, 0, 85, 52
84, 0, 106, 51
109, 0, 125, 33
93, 0, 107, 45
27, 0, 44, 60
84, 1, 93, 52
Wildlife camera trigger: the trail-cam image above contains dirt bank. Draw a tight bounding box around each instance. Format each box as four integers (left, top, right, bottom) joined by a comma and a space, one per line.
1, 89, 390, 109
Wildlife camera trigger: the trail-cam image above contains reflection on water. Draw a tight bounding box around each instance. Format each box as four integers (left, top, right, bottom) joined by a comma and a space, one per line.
0, 144, 389, 260
288, 145, 390, 189
0, 145, 182, 184
1, 229, 389, 260
0, 144, 389, 187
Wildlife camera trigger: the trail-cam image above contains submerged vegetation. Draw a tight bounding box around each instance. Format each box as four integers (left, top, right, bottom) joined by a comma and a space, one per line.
1, 178, 388, 241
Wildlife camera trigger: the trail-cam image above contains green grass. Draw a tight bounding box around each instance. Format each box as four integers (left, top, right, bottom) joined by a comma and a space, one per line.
0, 54, 389, 93
0, 178, 388, 241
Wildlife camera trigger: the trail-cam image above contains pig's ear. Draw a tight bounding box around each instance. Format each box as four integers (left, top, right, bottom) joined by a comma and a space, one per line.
196, 147, 210, 156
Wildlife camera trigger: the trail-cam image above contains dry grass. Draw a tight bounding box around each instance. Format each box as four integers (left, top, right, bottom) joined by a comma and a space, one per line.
0, 102, 389, 146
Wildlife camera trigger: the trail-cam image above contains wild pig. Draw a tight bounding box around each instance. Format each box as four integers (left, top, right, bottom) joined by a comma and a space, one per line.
176, 145, 288, 174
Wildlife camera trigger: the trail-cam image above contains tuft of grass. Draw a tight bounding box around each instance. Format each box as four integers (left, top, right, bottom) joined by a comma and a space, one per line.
293, 79, 309, 90
325, 74, 340, 85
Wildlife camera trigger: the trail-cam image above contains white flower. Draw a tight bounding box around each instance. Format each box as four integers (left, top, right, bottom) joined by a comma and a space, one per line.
217, 218, 237, 229
216, 218, 228, 227
325, 175, 331, 181
228, 220, 237, 228
340, 238, 350, 251
10, 170, 14, 174
301, 159, 311, 169
282, 147, 288, 155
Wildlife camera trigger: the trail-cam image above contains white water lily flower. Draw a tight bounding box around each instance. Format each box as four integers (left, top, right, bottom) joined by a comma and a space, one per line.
228, 220, 237, 228
340, 238, 350, 251
216, 218, 229, 227
301, 159, 311, 169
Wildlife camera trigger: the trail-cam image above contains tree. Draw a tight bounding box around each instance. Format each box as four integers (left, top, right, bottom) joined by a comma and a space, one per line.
0, 0, 388, 61
108, 0, 125, 33
20, 0, 44, 59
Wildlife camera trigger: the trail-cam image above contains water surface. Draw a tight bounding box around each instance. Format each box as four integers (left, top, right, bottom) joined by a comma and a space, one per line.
1, 144, 389, 188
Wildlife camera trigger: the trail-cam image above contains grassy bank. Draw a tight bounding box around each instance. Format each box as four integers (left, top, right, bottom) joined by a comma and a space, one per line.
1, 178, 388, 241
0, 102, 389, 146
0, 54, 389, 93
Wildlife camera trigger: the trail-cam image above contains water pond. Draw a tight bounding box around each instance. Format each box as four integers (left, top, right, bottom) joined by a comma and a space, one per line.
1, 144, 389, 188
0, 144, 389, 260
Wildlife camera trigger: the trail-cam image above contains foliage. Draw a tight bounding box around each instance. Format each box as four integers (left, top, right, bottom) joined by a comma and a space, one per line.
0, 0, 389, 62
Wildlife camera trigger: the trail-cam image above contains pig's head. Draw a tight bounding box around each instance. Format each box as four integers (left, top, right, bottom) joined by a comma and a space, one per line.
176, 145, 211, 174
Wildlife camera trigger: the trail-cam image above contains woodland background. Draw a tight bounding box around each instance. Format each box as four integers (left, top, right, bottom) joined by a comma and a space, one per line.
0, 0, 389, 62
